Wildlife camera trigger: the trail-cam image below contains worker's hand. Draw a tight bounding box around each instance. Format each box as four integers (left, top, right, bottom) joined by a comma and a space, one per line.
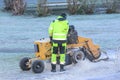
49, 36, 52, 43
50, 36, 52, 41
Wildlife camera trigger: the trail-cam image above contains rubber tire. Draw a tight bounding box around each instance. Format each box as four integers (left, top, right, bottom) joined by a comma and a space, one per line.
32, 60, 45, 73
19, 57, 31, 71
72, 51, 85, 64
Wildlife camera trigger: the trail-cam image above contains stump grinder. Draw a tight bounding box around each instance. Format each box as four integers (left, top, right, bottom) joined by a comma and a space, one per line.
19, 36, 109, 73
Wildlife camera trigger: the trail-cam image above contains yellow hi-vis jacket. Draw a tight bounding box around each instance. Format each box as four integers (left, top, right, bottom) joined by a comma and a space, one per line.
48, 16, 69, 40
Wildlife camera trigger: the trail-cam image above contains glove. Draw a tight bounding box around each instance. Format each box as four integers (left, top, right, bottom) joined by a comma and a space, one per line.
49, 36, 52, 43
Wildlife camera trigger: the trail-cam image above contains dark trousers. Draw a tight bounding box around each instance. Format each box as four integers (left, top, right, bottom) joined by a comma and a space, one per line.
51, 40, 66, 64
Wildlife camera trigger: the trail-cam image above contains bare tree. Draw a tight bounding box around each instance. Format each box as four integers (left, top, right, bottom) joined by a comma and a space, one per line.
37, 0, 48, 16
12, 0, 26, 15
67, 0, 80, 14
78, 0, 96, 14
4, 0, 13, 11
105, 0, 118, 13
4, 0, 26, 15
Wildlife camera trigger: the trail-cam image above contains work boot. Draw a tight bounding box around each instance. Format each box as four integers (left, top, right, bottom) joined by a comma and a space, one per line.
51, 64, 56, 72
60, 64, 66, 72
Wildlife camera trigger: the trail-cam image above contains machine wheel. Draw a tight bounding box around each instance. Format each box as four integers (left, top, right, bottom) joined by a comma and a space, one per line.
32, 60, 45, 73
19, 57, 31, 71
72, 51, 85, 64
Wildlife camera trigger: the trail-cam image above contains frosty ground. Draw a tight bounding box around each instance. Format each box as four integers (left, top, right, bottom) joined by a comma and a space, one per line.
0, 10, 120, 80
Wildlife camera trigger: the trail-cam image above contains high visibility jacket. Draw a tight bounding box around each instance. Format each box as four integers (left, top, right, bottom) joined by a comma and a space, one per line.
49, 16, 69, 40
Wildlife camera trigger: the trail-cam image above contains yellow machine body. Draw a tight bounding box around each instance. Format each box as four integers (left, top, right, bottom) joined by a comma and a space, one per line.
34, 36, 100, 60
67, 36, 100, 59
34, 38, 51, 60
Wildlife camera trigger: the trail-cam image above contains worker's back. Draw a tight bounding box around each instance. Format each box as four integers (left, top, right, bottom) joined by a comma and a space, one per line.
49, 16, 69, 41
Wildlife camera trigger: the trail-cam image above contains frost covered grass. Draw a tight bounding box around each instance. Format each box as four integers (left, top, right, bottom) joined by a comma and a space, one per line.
0, 12, 120, 52
0, 10, 120, 80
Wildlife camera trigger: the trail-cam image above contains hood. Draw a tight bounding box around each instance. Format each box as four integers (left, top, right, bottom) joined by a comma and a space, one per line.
57, 16, 66, 21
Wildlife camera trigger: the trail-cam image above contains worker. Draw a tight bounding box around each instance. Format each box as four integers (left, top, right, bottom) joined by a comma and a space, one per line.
48, 13, 69, 72
67, 25, 78, 44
